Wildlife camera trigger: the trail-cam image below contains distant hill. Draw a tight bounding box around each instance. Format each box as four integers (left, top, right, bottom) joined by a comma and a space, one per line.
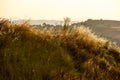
83, 19, 120, 28
72, 19, 120, 45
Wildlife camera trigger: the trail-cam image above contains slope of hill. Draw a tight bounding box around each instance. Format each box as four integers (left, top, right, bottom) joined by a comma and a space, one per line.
72, 19, 120, 45
0, 19, 120, 80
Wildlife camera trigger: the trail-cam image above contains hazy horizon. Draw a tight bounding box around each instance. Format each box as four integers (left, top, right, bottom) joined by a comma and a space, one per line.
0, 0, 120, 21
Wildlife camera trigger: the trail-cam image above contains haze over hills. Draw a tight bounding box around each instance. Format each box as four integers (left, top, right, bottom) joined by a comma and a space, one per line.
14, 19, 120, 26
14, 20, 78, 25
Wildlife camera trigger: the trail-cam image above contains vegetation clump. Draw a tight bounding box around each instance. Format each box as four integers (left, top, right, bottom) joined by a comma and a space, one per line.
63, 17, 71, 31
0, 19, 120, 80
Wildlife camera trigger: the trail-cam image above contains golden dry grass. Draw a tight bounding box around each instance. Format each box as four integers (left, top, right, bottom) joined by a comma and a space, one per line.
0, 19, 120, 80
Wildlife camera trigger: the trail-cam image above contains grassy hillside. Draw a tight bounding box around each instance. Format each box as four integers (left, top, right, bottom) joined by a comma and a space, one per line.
0, 19, 120, 80
72, 19, 120, 45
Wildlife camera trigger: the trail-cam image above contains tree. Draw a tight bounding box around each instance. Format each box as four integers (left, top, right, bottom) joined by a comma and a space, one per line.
42, 23, 47, 27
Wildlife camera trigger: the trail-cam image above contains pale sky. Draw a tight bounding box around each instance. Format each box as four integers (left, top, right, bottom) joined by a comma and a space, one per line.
0, 0, 120, 21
